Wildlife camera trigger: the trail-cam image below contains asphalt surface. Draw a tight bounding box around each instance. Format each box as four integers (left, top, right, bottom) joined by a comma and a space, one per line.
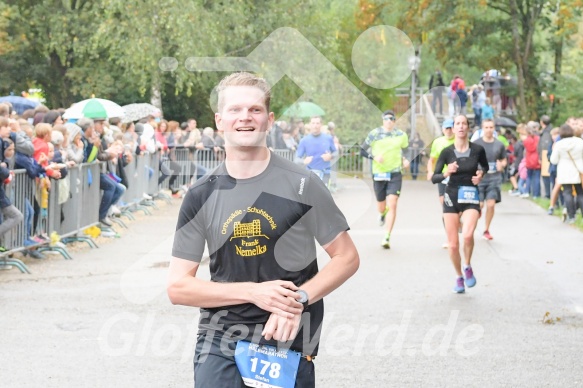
1, 178, 582, 387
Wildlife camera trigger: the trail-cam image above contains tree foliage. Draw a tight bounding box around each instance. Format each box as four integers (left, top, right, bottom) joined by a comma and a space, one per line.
0, 0, 581, 132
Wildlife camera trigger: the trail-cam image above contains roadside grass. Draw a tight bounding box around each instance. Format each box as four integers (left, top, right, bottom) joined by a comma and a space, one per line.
502, 182, 583, 231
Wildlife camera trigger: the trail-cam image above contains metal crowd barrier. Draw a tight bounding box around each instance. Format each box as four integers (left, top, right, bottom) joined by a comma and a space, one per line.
3, 170, 35, 259
270, 144, 430, 179
273, 149, 294, 162
0, 171, 34, 272
159, 147, 195, 192
147, 152, 160, 196
1, 152, 166, 274
121, 152, 161, 209
195, 148, 225, 173
121, 154, 140, 204
46, 163, 101, 252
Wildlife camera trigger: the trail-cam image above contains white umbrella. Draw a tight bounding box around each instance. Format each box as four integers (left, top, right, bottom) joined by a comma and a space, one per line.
63, 98, 125, 120
122, 103, 161, 123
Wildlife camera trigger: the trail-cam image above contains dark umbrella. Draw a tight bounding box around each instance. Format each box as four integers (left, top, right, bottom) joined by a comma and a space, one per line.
495, 116, 517, 128
0, 96, 40, 115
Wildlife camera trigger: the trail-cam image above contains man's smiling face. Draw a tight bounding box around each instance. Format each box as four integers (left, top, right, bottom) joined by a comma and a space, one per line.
215, 86, 274, 149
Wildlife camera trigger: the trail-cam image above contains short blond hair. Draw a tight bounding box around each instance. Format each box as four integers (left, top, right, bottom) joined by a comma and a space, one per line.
34, 123, 52, 139
216, 72, 271, 113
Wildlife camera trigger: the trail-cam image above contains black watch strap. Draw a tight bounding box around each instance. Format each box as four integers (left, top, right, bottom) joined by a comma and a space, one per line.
297, 289, 309, 310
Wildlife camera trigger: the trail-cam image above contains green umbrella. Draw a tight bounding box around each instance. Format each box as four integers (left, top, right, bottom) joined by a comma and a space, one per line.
63, 98, 125, 120
281, 101, 325, 118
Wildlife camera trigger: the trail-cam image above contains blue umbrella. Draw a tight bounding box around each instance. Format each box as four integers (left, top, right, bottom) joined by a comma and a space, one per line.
0, 96, 40, 115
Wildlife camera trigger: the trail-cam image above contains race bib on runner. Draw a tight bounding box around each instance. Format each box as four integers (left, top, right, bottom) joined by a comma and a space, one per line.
458, 186, 479, 204
488, 162, 497, 174
373, 172, 391, 181
235, 341, 301, 388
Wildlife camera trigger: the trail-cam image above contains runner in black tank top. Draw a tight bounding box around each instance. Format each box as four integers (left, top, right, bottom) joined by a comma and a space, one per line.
431, 115, 489, 294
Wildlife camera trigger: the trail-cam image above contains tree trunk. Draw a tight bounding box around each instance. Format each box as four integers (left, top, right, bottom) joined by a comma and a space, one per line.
48, 51, 74, 108
552, 5, 564, 118
554, 38, 563, 78
150, 72, 163, 112
509, 0, 528, 120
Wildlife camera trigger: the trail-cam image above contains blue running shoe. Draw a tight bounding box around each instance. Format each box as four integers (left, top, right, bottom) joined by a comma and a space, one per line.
453, 277, 465, 293
464, 266, 476, 287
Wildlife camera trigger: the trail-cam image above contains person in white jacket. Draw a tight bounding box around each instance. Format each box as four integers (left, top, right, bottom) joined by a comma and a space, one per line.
550, 124, 583, 223
139, 123, 157, 154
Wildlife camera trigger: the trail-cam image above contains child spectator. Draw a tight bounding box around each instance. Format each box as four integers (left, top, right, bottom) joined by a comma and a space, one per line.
33, 123, 61, 179
456, 85, 468, 115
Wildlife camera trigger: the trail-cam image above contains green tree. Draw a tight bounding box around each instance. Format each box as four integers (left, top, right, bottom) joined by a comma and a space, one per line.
1, 0, 110, 107
397, 0, 554, 120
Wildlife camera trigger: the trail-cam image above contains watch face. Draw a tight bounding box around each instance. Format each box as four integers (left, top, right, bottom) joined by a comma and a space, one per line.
297, 290, 308, 304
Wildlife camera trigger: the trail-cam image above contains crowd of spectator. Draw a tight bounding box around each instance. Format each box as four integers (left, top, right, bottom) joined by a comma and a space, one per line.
0, 102, 229, 258
0, 100, 348, 259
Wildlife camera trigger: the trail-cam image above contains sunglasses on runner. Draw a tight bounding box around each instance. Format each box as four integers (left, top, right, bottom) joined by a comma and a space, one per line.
382, 115, 396, 121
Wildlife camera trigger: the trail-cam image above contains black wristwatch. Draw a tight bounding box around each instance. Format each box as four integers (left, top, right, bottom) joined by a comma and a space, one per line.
297, 289, 309, 310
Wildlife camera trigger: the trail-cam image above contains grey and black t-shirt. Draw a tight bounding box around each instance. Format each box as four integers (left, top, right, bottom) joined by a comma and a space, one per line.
473, 138, 506, 183
172, 152, 349, 355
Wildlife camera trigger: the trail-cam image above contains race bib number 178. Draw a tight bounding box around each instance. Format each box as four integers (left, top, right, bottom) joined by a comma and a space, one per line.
235, 340, 301, 388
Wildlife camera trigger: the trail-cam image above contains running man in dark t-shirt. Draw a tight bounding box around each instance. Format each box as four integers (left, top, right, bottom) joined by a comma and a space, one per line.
168, 72, 359, 388
472, 119, 507, 241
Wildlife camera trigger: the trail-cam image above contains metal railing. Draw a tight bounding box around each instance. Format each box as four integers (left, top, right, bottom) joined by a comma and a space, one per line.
269, 145, 428, 179
1, 152, 164, 274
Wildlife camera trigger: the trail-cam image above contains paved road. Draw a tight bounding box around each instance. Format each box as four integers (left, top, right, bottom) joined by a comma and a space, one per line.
1, 178, 582, 387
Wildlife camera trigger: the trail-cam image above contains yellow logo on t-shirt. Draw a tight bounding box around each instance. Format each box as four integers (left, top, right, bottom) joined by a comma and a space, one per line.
231, 220, 268, 240
222, 207, 276, 257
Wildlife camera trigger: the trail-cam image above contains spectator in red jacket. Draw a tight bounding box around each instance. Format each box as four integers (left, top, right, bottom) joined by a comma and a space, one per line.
33, 123, 62, 179
523, 121, 541, 198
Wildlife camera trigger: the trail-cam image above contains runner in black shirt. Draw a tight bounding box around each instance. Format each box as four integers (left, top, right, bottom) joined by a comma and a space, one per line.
167, 72, 359, 388
432, 115, 489, 293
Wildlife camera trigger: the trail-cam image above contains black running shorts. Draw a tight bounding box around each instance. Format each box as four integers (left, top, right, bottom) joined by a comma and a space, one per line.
194, 333, 315, 388
373, 172, 402, 202
443, 186, 481, 214
478, 178, 502, 203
